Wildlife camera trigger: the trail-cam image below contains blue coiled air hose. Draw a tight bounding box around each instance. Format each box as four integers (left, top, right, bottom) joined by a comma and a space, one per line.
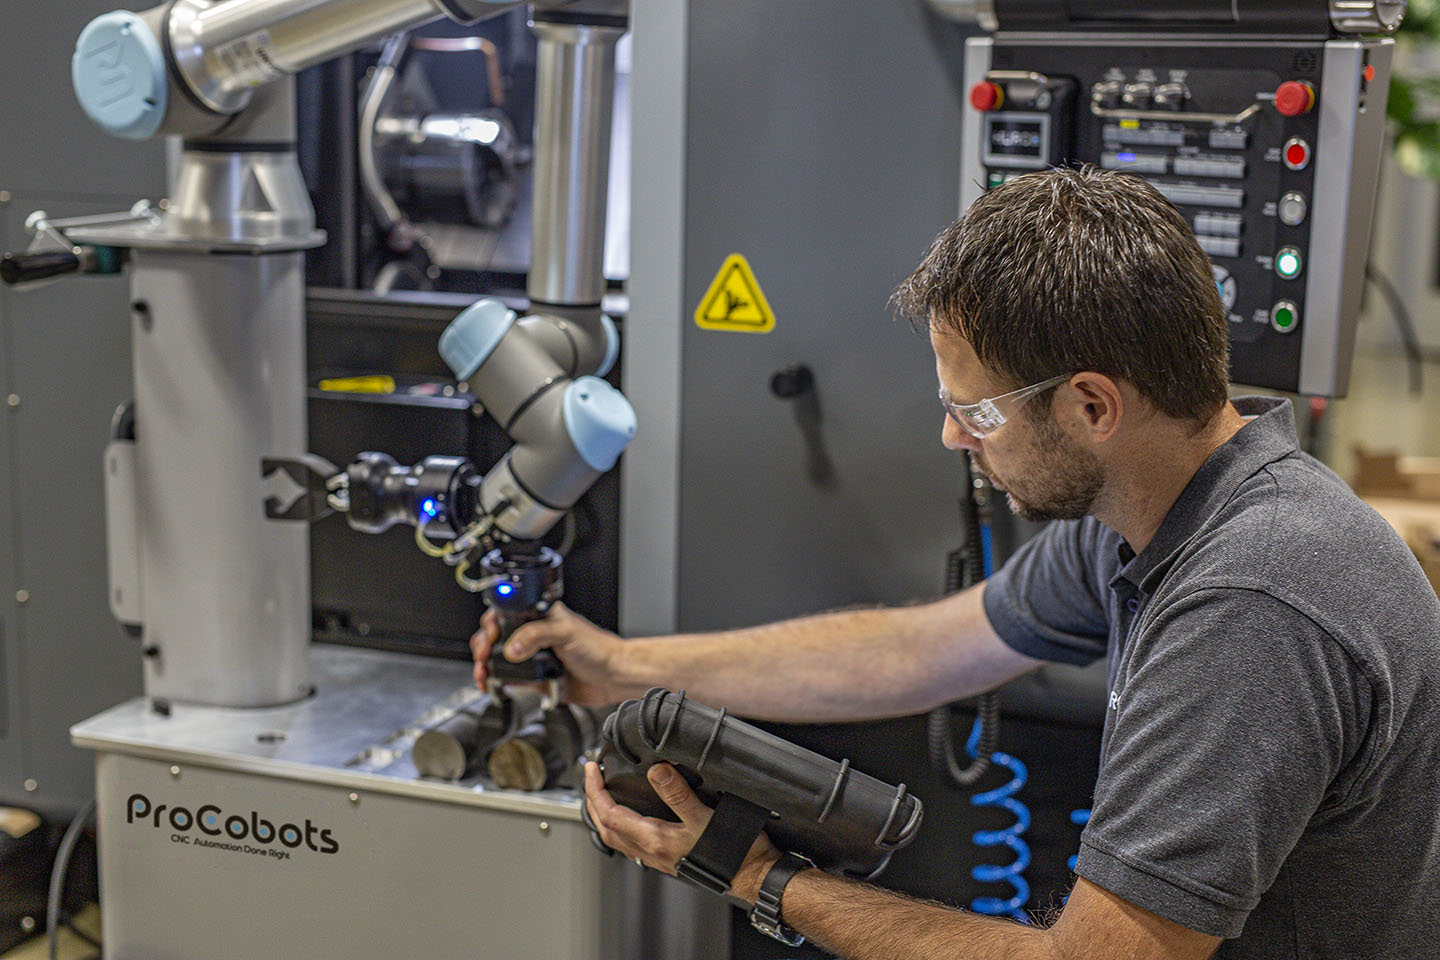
1067, 808, 1091, 872
965, 716, 1032, 922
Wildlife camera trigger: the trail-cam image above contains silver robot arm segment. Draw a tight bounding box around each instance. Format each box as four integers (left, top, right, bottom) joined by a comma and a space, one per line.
71, 0, 556, 141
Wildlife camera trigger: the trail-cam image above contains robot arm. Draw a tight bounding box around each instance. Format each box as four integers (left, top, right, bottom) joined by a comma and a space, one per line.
336, 297, 631, 553
71, 0, 551, 141
329, 298, 634, 694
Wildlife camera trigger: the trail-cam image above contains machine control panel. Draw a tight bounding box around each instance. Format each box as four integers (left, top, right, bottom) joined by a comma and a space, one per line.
961, 36, 1391, 396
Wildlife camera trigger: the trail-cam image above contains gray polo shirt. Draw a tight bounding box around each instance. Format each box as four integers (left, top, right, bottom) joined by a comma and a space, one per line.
983, 396, 1440, 956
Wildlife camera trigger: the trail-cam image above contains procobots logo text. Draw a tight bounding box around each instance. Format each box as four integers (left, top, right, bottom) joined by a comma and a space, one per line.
126, 792, 339, 861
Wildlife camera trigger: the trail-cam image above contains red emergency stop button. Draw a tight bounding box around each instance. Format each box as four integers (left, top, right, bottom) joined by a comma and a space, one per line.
1284, 137, 1311, 171
970, 81, 1004, 112
1274, 81, 1315, 117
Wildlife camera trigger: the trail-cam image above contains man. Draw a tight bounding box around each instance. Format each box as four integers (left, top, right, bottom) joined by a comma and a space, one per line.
473, 167, 1440, 959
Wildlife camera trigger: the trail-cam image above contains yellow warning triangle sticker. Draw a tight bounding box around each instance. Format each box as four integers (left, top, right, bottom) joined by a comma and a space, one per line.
694, 253, 776, 333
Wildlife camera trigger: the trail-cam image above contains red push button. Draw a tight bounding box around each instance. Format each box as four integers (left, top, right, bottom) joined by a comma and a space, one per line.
969, 81, 1004, 112
1274, 81, 1315, 117
1283, 137, 1311, 171
1364, 64, 1376, 83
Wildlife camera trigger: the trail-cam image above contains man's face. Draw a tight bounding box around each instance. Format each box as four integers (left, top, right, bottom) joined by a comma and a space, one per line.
930, 325, 1103, 522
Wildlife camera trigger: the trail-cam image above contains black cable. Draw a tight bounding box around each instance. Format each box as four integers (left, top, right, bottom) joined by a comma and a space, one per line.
929, 451, 999, 790
47, 799, 95, 960
1365, 262, 1425, 395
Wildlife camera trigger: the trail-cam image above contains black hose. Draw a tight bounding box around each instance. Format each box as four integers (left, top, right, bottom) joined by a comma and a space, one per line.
47, 799, 96, 960
929, 452, 999, 790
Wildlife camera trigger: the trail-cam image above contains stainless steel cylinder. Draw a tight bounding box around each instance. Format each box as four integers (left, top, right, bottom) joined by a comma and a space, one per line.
1329, 0, 1406, 33
528, 19, 623, 307
129, 249, 312, 707
167, 0, 531, 115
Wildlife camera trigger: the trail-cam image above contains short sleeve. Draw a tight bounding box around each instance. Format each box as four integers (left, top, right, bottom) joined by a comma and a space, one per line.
982, 517, 1114, 665
1075, 587, 1370, 937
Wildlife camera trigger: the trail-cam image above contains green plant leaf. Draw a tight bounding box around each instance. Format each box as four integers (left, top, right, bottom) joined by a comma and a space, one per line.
1390, 75, 1418, 124
1395, 124, 1440, 181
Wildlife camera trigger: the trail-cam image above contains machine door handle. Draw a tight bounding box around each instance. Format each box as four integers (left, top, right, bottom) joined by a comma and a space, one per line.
770, 364, 834, 487
1, 250, 80, 285
770, 364, 815, 399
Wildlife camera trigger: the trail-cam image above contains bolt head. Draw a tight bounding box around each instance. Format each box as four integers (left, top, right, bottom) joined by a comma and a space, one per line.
538, 820, 550, 833
22, 779, 37, 792
170, 765, 181, 777
7, 394, 19, 408
19, 915, 35, 932
15, 589, 29, 604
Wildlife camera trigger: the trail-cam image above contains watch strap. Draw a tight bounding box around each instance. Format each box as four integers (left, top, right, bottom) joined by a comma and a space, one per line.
750, 852, 810, 946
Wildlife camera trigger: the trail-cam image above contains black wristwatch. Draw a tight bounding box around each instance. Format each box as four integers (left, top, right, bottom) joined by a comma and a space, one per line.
749, 852, 811, 946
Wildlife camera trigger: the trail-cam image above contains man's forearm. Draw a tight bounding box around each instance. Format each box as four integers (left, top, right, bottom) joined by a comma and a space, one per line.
607, 584, 1036, 722
773, 868, 1060, 960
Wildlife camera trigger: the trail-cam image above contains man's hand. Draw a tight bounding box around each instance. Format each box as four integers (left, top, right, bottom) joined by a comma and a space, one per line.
469, 603, 624, 705
583, 761, 780, 903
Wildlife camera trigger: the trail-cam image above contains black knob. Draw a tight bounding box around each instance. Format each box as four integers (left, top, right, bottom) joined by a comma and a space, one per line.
1153, 83, 1189, 111
1092, 81, 1123, 110
1, 250, 80, 285
770, 365, 815, 399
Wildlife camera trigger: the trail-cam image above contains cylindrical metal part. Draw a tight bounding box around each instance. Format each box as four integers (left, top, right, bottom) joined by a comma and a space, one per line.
488, 727, 562, 791
167, 0, 533, 115
527, 19, 623, 307
412, 689, 540, 779
1329, 0, 1405, 33
488, 703, 597, 791
129, 249, 311, 707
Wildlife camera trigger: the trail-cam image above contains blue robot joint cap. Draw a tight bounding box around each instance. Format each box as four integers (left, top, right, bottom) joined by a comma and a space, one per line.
439, 298, 518, 381
73, 11, 168, 141
562, 378, 636, 471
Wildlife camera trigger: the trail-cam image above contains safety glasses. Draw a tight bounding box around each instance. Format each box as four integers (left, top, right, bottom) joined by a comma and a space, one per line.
939, 375, 1069, 439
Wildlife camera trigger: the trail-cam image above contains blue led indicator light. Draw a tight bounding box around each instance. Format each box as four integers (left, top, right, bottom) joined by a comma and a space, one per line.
422, 498, 438, 517
1116, 152, 1137, 163
496, 583, 514, 597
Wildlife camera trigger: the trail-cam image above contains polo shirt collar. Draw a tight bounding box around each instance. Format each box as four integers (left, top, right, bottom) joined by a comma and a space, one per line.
1113, 396, 1300, 593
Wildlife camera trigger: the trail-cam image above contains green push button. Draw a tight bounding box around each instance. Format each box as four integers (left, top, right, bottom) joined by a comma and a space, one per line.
987, 171, 1007, 189
1271, 300, 1299, 334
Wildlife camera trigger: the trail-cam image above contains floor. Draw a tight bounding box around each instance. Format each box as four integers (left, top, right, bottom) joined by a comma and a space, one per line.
0, 904, 101, 960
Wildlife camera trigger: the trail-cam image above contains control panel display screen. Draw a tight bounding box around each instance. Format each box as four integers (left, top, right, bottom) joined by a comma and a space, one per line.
983, 114, 1050, 169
